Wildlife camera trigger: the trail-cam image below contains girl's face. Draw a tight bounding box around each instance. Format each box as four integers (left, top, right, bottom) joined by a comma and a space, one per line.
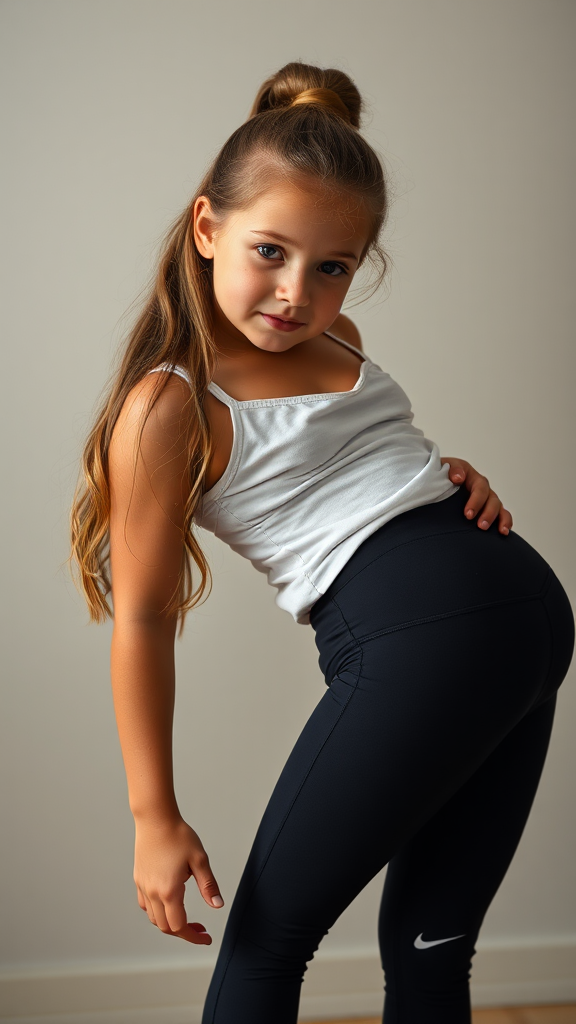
194, 176, 371, 353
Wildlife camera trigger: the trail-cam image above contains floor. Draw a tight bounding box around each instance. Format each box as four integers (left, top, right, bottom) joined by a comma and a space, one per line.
306, 1009, 576, 1024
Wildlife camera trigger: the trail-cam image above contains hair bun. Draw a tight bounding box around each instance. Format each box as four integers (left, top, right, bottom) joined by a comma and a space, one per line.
289, 87, 353, 124
249, 61, 362, 129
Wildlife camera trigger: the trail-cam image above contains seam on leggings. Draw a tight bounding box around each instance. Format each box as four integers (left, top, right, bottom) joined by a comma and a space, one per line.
530, 570, 557, 709
210, 601, 362, 1022
331, 590, 364, 649
353, 567, 555, 646
325, 526, 481, 600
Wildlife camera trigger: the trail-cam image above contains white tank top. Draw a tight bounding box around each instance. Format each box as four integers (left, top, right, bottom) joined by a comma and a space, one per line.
148, 331, 458, 625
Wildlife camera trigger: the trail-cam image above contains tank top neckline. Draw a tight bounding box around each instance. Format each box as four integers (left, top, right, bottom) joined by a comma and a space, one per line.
147, 330, 372, 407
206, 330, 372, 409
198, 333, 373, 505
147, 331, 373, 504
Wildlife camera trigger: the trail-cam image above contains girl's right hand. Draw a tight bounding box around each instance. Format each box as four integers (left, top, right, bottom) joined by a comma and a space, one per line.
133, 815, 225, 944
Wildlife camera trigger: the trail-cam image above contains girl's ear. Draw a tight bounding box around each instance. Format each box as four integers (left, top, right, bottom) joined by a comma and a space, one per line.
193, 196, 219, 259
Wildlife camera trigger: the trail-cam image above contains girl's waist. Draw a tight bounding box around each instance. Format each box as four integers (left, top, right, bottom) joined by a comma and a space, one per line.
309, 487, 552, 674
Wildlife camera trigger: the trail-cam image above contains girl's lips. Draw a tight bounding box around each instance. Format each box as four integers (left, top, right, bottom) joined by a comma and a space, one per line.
260, 313, 305, 332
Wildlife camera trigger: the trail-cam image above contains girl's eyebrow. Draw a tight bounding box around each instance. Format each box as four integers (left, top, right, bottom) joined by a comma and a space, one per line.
249, 230, 359, 262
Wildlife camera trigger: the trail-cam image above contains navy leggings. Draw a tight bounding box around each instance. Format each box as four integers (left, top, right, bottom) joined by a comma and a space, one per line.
201, 487, 574, 1023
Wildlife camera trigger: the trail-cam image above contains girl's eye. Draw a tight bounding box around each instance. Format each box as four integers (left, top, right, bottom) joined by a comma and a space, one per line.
319, 262, 346, 277
256, 245, 283, 260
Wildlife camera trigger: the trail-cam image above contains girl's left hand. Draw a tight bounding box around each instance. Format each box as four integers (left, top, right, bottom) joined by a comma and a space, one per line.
440, 457, 512, 536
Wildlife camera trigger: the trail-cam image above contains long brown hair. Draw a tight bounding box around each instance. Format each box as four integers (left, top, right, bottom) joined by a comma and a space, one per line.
69, 61, 390, 635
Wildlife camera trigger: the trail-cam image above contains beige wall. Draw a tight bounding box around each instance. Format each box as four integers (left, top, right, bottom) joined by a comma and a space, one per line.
2, 0, 575, 1015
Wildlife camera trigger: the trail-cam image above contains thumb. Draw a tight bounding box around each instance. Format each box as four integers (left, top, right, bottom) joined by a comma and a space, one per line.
194, 859, 224, 908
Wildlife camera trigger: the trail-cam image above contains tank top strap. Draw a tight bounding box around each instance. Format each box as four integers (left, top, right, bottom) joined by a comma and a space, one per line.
147, 362, 193, 385
206, 381, 238, 407
147, 362, 239, 407
323, 329, 371, 364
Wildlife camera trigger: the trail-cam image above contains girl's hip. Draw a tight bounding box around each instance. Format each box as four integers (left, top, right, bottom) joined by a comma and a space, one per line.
309, 487, 574, 685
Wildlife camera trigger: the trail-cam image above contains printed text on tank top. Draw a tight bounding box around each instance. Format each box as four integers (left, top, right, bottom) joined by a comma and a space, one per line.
149, 331, 369, 494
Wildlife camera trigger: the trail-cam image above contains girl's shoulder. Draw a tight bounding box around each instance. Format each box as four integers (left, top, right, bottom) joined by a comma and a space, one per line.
110, 370, 193, 464
330, 312, 363, 352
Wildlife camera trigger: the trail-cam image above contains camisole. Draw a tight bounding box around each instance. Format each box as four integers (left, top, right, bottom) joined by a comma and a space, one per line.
148, 331, 458, 625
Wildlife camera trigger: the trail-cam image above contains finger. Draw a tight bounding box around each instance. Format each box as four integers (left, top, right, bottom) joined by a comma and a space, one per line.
159, 919, 213, 945
164, 898, 189, 936
136, 886, 147, 912
188, 921, 212, 944
464, 475, 490, 519
143, 895, 157, 926
476, 492, 503, 530
440, 457, 468, 484
176, 922, 213, 945
147, 904, 212, 944
149, 896, 171, 934
193, 852, 225, 909
498, 506, 513, 535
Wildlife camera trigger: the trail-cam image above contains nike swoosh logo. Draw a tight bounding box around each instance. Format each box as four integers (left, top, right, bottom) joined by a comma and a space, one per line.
414, 932, 465, 949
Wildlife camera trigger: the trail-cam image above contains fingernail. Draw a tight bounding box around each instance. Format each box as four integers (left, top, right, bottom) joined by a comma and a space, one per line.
501, 526, 509, 535
466, 509, 475, 518
479, 520, 489, 528
212, 895, 224, 908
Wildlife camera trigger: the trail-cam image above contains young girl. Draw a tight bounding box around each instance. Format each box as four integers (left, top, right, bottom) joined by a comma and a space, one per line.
70, 62, 574, 1024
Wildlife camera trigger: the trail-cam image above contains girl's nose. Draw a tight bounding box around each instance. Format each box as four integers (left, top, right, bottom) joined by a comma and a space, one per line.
275, 268, 310, 309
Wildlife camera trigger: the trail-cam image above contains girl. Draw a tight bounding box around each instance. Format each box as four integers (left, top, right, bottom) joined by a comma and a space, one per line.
70, 62, 574, 1024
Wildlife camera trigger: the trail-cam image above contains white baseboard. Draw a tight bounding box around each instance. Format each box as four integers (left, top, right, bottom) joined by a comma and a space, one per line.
1, 941, 575, 1023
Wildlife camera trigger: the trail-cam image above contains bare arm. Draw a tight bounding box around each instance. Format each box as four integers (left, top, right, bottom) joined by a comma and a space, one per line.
109, 373, 187, 823
108, 373, 223, 944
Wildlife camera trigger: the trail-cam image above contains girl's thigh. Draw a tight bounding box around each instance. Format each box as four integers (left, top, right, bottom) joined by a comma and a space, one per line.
203, 583, 572, 1022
